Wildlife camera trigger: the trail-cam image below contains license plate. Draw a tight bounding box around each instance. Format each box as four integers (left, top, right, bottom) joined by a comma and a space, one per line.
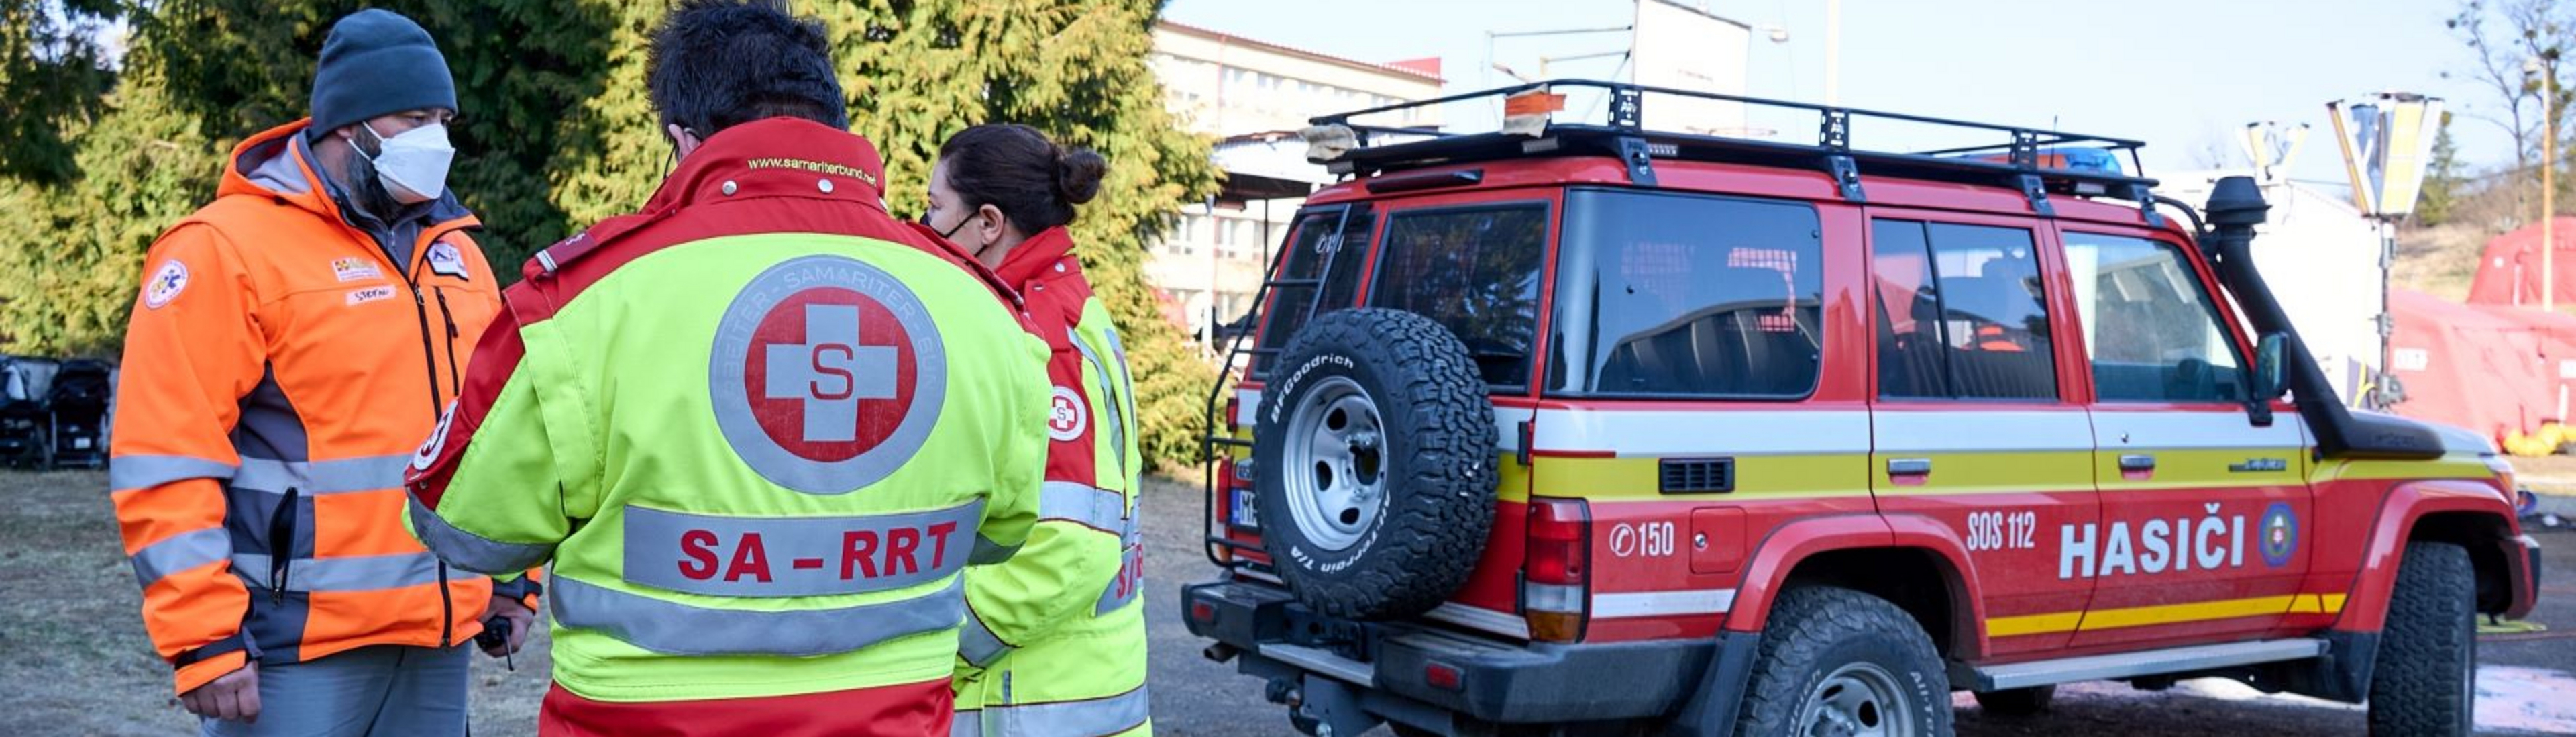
1230, 488, 1261, 530
72, 438, 90, 449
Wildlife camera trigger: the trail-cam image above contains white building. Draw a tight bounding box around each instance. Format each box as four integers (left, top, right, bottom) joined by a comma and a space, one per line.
1146, 22, 1444, 346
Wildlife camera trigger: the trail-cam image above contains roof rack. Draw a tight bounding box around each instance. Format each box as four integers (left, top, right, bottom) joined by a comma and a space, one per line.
1305, 79, 2161, 220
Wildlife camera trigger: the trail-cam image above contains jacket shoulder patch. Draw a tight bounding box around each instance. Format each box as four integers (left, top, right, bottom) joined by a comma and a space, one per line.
529, 211, 663, 276
143, 260, 190, 309
1048, 385, 1088, 442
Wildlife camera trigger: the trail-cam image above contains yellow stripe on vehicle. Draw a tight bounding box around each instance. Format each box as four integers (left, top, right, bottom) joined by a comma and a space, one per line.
2314, 455, 2493, 483
1531, 454, 1872, 501
1497, 452, 1532, 503
1986, 593, 2342, 638
1872, 451, 2094, 497
2286, 593, 2347, 614
1985, 611, 2086, 638
2093, 448, 2306, 491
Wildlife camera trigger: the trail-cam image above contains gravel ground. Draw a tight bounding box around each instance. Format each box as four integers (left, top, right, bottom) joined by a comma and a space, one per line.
10, 469, 2568, 736
1138, 477, 2576, 737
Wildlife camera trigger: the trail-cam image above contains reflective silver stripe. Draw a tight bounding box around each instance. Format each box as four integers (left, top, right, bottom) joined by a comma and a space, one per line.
230, 551, 443, 591
130, 528, 231, 587
1065, 329, 1130, 479
1038, 481, 1128, 531
232, 455, 414, 495
973, 535, 1019, 564
951, 709, 981, 737
985, 685, 1150, 737
109, 455, 237, 491
623, 501, 981, 598
959, 605, 1011, 667
409, 495, 555, 575
1093, 520, 1144, 616
549, 574, 965, 656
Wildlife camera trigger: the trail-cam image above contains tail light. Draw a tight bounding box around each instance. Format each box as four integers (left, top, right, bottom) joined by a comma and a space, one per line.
1523, 498, 1590, 642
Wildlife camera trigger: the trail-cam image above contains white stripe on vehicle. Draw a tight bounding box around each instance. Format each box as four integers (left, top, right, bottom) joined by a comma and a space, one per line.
1591, 588, 1737, 618
2090, 410, 2306, 450
1872, 410, 2093, 454
1531, 408, 1870, 457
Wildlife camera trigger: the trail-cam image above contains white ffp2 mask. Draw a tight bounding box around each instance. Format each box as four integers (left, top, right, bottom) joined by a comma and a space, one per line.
356, 121, 455, 204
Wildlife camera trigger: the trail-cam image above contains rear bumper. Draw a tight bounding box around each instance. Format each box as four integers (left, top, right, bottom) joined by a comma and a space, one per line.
2515, 534, 2544, 619
1182, 579, 1713, 724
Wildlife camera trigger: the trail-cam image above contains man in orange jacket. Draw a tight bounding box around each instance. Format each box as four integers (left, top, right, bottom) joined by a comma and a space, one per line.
110, 9, 533, 736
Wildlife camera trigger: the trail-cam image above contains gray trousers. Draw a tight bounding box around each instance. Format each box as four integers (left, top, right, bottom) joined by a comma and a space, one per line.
200, 644, 470, 737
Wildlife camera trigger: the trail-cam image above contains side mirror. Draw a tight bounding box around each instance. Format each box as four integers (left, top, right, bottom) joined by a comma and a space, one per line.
2253, 332, 2289, 402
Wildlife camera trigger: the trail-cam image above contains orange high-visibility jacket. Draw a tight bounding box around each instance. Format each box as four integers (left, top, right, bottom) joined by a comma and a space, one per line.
111, 119, 530, 695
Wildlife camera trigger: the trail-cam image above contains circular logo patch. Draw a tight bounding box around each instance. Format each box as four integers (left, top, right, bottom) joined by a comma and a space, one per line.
2259, 502, 2298, 567
1048, 385, 1087, 442
413, 400, 459, 472
710, 256, 946, 495
144, 260, 189, 309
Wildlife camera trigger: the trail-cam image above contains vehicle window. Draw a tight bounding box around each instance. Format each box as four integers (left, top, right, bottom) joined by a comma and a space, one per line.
1368, 205, 1549, 387
1254, 206, 1375, 375
1549, 190, 1823, 398
1871, 220, 2056, 401
2063, 232, 2248, 403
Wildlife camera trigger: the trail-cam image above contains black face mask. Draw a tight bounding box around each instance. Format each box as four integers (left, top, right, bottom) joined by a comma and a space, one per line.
928, 211, 977, 241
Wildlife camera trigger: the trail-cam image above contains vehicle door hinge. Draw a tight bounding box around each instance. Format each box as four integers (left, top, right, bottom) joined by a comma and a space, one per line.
1516, 420, 1534, 468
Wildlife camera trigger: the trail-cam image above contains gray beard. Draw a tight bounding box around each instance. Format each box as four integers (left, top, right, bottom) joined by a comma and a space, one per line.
343, 148, 405, 224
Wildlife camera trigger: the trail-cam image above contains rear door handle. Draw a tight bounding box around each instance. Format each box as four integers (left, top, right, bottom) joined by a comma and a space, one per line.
2119, 454, 2157, 472
1887, 458, 1932, 476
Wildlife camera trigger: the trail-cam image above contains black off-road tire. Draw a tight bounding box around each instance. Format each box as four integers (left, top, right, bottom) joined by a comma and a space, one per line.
1972, 685, 2055, 716
1254, 308, 1497, 620
2367, 541, 2477, 736
1734, 587, 1951, 737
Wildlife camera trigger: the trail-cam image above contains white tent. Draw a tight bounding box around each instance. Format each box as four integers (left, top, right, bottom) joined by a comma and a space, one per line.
2155, 170, 2386, 403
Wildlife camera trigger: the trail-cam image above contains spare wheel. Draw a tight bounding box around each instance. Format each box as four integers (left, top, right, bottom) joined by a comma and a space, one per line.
1252, 307, 1497, 620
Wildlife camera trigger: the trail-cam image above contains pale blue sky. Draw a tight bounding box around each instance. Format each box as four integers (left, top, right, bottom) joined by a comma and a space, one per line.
1163, 0, 2515, 187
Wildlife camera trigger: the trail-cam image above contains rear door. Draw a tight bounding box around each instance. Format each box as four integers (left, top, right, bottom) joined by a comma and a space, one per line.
2059, 227, 2312, 648
1540, 189, 1869, 642
1224, 205, 1379, 559
1356, 194, 1554, 627
1864, 213, 2100, 657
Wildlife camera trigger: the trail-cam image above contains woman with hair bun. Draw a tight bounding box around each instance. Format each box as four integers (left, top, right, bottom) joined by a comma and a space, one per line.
923, 124, 1152, 736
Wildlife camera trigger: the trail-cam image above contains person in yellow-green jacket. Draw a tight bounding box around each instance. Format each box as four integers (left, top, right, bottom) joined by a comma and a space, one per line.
401, 3, 1049, 734
918, 124, 1149, 736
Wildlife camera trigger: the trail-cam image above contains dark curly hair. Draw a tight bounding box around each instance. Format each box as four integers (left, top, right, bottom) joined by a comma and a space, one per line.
646, 0, 848, 136
939, 124, 1106, 234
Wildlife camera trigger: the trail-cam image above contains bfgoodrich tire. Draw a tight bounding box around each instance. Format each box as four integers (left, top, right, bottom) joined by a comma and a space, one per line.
2367, 541, 2477, 736
1253, 308, 1497, 620
1734, 587, 1951, 737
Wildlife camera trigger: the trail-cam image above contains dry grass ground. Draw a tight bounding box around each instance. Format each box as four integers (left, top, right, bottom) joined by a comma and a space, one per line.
2394, 220, 2496, 301
1, 469, 549, 736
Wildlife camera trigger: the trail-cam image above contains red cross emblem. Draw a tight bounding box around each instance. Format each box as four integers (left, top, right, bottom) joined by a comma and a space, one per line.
712, 255, 948, 495
741, 289, 919, 462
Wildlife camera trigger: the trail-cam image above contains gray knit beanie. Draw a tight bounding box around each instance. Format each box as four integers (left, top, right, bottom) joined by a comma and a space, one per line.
308, 9, 456, 136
